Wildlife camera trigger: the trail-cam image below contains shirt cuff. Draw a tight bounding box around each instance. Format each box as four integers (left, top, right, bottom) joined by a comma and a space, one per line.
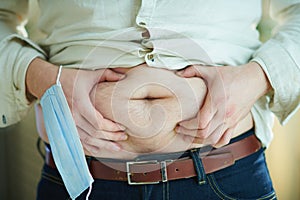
0, 35, 46, 127
252, 39, 300, 124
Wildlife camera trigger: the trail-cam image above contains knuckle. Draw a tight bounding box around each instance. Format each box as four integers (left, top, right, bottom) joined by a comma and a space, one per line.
98, 143, 107, 149
198, 120, 207, 129
81, 136, 90, 145
192, 137, 204, 144
198, 115, 210, 128
225, 106, 235, 118
104, 69, 112, 76
100, 131, 111, 140
226, 115, 238, 126
96, 120, 104, 129
196, 130, 208, 140
90, 147, 100, 154
90, 130, 98, 137
103, 142, 113, 150
85, 137, 91, 145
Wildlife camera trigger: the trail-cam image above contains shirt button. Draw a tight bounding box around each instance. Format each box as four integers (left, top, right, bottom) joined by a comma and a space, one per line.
2, 115, 7, 124
139, 21, 146, 26
147, 54, 155, 62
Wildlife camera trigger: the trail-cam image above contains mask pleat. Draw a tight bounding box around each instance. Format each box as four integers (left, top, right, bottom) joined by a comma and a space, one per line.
41, 84, 94, 199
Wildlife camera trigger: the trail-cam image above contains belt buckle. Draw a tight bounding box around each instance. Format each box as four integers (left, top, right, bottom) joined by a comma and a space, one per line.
126, 160, 172, 185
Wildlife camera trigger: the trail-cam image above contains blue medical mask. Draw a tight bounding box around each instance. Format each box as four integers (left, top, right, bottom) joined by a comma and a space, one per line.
40, 66, 94, 199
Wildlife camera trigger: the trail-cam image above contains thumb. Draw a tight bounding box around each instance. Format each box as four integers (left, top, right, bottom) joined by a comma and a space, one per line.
98, 69, 126, 82
176, 65, 207, 78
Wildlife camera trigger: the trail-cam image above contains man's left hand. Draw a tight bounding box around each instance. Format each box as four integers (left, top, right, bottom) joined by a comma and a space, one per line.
175, 62, 271, 148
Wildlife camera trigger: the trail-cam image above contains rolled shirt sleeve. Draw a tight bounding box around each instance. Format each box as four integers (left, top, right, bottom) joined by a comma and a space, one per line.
252, 0, 300, 125
0, 0, 46, 127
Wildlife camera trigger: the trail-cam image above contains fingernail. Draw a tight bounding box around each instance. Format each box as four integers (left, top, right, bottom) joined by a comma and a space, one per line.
121, 134, 128, 140
175, 127, 180, 133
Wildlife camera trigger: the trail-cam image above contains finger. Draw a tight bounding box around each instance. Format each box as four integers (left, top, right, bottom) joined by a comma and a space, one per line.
77, 97, 126, 132
176, 119, 225, 144
213, 125, 236, 148
78, 127, 103, 154
179, 92, 216, 130
176, 65, 207, 78
197, 91, 216, 129
182, 121, 221, 143
178, 116, 200, 130
175, 125, 199, 137
83, 144, 98, 155
78, 127, 122, 152
75, 113, 127, 141
99, 117, 127, 132
204, 123, 228, 145
73, 111, 97, 135
180, 134, 200, 144
85, 136, 122, 152
194, 112, 225, 141
183, 134, 205, 145
96, 130, 128, 141
98, 69, 126, 82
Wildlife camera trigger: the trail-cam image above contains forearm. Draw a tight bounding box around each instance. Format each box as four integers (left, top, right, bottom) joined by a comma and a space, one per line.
26, 58, 59, 101
242, 61, 272, 100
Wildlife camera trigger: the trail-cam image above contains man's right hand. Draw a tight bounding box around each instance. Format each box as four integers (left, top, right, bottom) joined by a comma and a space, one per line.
26, 58, 128, 154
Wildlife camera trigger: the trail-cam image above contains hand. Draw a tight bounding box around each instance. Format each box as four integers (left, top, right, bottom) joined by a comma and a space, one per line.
26, 58, 128, 153
175, 62, 271, 148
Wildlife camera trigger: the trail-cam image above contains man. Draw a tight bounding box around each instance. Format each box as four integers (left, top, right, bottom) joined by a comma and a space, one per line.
0, 0, 299, 199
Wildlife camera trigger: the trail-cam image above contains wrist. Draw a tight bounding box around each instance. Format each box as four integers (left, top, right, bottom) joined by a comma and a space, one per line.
244, 62, 272, 99
26, 58, 59, 100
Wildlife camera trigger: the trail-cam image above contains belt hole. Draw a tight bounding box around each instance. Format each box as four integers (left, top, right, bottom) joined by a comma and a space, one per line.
143, 172, 147, 176
175, 168, 179, 172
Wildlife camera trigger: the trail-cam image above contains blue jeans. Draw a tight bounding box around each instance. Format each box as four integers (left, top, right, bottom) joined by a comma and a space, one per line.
36, 129, 277, 200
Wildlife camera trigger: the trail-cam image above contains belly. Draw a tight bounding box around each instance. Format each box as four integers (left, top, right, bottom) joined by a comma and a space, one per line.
36, 64, 253, 159
90, 64, 207, 157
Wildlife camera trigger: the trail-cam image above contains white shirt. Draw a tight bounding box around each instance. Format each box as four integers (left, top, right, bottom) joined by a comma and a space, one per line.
0, 0, 299, 147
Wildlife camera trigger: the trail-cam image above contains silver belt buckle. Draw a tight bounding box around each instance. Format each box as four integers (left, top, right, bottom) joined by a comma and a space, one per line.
126, 160, 172, 185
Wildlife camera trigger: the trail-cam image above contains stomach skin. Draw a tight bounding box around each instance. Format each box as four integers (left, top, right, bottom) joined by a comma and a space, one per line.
36, 64, 253, 159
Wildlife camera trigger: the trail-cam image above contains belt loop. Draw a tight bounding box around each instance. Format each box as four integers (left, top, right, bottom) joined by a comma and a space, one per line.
190, 148, 206, 185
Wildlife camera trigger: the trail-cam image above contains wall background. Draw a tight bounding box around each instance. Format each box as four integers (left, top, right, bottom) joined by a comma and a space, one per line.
267, 112, 300, 199
0, 0, 299, 199
0, 110, 43, 200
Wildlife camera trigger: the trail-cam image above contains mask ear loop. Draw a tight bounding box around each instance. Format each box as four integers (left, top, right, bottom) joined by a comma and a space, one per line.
85, 183, 93, 200
56, 65, 63, 86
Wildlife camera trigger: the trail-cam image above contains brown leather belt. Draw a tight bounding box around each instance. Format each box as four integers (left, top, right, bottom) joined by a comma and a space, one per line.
45, 134, 261, 185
